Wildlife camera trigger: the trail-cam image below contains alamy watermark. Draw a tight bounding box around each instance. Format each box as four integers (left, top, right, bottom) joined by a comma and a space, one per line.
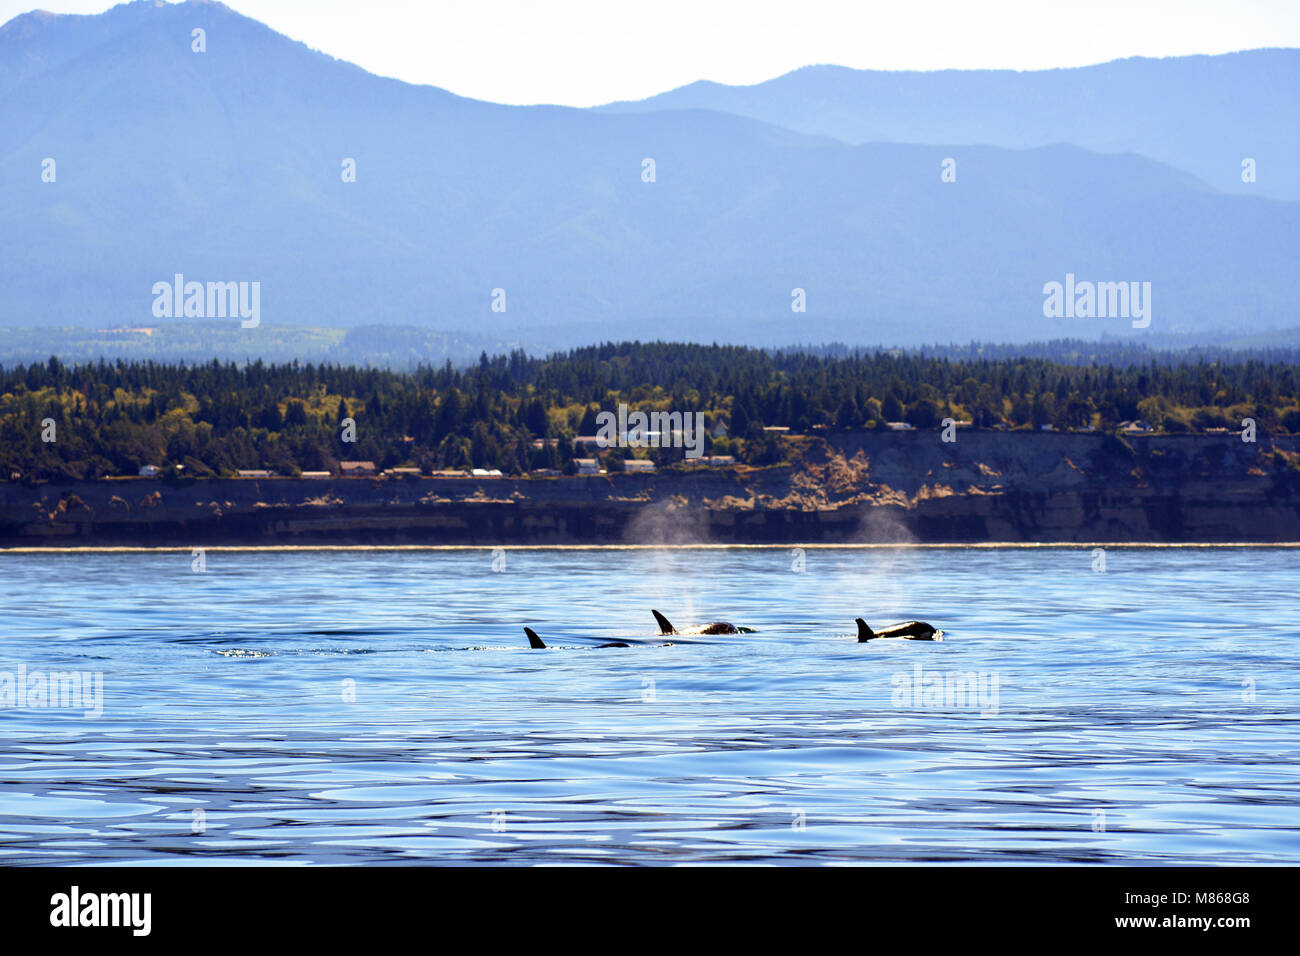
152, 273, 260, 328
50, 886, 150, 936
594, 403, 706, 458
891, 663, 1000, 716
1, 663, 103, 717
1043, 273, 1151, 329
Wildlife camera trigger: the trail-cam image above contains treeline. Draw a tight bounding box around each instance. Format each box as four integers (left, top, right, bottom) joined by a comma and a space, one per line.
3, 343, 1300, 481
0, 323, 519, 370
804, 338, 1300, 367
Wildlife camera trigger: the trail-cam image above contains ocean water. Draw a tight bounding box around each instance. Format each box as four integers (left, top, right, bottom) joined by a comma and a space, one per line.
0, 545, 1297, 866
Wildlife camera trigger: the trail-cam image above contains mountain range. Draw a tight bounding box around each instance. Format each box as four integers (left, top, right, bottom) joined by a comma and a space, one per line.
600, 51, 1300, 202
1, 0, 1296, 350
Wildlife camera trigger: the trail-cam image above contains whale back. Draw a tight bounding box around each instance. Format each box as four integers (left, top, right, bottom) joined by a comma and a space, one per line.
857, 619, 936, 641
879, 621, 936, 640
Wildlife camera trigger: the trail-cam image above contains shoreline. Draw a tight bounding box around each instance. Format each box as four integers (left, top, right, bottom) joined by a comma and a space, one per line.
6, 431, 1300, 547
3, 541, 1300, 553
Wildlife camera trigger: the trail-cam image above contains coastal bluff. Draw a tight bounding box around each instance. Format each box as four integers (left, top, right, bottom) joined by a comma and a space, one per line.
4, 431, 1299, 546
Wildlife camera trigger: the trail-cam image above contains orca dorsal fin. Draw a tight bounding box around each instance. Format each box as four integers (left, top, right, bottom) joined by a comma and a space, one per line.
651, 610, 677, 635
524, 627, 547, 649
855, 618, 874, 642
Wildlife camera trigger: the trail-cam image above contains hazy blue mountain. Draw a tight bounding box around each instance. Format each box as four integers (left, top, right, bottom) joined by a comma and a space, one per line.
1, 0, 1296, 350
600, 52, 1300, 201
0, 1, 154, 93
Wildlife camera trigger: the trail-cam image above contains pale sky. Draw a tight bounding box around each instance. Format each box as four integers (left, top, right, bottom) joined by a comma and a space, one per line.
2, 0, 1297, 105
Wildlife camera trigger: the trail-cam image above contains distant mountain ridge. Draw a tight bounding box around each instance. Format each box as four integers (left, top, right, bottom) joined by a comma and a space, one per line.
1, 0, 1295, 349
600, 51, 1300, 201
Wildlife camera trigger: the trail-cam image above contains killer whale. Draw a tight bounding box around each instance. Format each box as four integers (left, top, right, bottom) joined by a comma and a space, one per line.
651, 609, 754, 636
523, 627, 630, 649
855, 617, 938, 641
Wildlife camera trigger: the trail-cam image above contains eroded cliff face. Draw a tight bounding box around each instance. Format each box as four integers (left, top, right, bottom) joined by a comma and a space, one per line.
3, 432, 1299, 546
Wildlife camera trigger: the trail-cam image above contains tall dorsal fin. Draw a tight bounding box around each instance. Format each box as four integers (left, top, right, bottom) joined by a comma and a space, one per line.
651, 610, 676, 635
523, 627, 546, 649
855, 618, 874, 642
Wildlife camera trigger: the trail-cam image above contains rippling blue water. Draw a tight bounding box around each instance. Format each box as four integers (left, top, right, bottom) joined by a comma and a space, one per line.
1, 546, 1297, 865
